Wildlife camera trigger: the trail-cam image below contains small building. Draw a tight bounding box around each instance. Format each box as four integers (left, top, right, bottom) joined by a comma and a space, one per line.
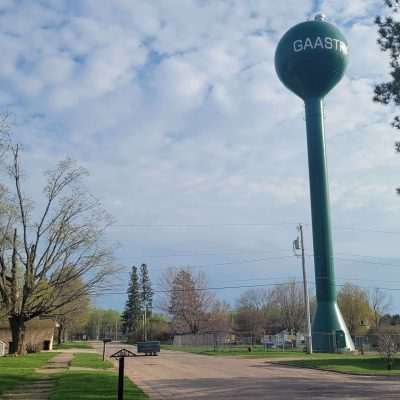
0, 318, 58, 355
263, 330, 306, 349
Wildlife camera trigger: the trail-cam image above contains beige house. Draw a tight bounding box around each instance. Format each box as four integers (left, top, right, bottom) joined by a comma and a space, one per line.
0, 318, 58, 354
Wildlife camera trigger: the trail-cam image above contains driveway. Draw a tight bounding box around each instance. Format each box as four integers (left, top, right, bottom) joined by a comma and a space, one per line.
93, 342, 400, 399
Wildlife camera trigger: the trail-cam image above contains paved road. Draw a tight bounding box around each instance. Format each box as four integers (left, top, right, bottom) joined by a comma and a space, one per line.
93, 342, 400, 399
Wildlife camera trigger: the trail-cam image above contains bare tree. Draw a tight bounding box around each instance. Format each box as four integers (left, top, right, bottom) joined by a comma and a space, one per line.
237, 288, 271, 311
0, 146, 116, 354
235, 306, 264, 339
369, 288, 391, 330
235, 288, 274, 338
205, 300, 231, 333
378, 333, 398, 370
161, 268, 214, 334
271, 281, 305, 333
0, 112, 11, 227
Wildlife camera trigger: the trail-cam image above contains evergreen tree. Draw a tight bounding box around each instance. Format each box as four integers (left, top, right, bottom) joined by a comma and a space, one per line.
375, 0, 400, 192
140, 263, 153, 316
121, 266, 142, 335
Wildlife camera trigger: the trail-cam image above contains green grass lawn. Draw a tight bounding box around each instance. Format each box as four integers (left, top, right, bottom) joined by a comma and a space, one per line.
71, 352, 114, 369
202, 350, 309, 358
49, 371, 148, 400
281, 356, 400, 375
0, 352, 56, 368
0, 352, 57, 394
0, 352, 147, 399
161, 344, 310, 358
54, 341, 92, 350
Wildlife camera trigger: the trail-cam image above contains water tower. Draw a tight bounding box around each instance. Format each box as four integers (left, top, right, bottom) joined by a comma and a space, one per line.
275, 15, 355, 352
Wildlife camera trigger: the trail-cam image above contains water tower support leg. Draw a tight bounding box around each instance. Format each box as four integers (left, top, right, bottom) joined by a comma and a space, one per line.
304, 98, 354, 352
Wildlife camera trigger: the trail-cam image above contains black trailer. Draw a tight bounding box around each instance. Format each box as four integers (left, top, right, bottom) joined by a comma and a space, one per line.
136, 341, 160, 356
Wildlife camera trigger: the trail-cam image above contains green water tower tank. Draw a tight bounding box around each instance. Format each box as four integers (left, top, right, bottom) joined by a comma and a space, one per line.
275, 14, 348, 100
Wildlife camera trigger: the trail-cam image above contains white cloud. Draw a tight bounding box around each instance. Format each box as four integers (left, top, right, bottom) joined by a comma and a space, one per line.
320, 0, 381, 22
152, 58, 208, 110
345, 22, 389, 79
36, 56, 75, 85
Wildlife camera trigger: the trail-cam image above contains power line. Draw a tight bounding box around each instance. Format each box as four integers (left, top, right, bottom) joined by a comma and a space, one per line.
109, 222, 298, 228
115, 248, 292, 259
106, 272, 400, 291
312, 255, 400, 269
108, 222, 400, 235
98, 280, 400, 296
116, 249, 399, 261
99, 280, 304, 295
335, 252, 400, 260
335, 275, 400, 286
321, 282, 400, 293
115, 252, 400, 273
117, 255, 295, 272
332, 226, 400, 235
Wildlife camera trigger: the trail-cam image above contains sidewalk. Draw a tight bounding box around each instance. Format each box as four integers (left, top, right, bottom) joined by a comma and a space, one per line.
36, 352, 73, 374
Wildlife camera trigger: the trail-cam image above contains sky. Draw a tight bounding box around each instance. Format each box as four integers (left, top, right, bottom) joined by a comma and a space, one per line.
1, 0, 400, 313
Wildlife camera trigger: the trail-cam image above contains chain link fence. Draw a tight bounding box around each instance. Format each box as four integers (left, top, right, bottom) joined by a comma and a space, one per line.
171, 331, 306, 353
169, 331, 400, 353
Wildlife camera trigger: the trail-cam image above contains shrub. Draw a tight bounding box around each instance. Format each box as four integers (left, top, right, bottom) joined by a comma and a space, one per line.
378, 334, 398, 370
26, 343, 39, 353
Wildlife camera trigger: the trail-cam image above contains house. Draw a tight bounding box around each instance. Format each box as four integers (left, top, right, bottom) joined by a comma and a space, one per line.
263, 330, 306, 348
0, 318, 59, 355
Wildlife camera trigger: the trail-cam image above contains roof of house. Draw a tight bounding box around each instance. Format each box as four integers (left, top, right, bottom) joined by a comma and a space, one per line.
0, 318, 58, 329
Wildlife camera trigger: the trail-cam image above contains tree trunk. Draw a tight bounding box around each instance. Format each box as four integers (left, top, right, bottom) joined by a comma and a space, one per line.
9, 315, 25, 355
57, 324, 63, 345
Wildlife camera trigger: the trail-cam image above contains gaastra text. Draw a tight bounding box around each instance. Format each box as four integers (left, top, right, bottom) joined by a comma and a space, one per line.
293, 37, 347, 54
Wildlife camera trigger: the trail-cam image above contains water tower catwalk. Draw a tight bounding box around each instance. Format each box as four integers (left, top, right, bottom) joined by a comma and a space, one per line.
275, 15, 355, 352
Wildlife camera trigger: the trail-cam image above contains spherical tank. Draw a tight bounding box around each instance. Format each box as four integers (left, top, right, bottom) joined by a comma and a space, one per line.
275, 17, 348, 100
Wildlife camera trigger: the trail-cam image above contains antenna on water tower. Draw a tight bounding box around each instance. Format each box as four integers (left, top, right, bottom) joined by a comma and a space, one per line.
314, 13, 326, 21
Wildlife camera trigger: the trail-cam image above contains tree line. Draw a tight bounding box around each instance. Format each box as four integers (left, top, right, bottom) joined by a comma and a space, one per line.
155, 268, 395, 341
57, 266, 399, 346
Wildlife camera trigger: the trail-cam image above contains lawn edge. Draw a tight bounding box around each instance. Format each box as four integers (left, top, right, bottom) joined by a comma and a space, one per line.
274, 361, 400, 379
160, 347, 306, 358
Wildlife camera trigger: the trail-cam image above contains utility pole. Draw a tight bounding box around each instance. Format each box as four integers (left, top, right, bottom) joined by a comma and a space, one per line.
143, 309, 147, 342
293, 224, 312, 354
